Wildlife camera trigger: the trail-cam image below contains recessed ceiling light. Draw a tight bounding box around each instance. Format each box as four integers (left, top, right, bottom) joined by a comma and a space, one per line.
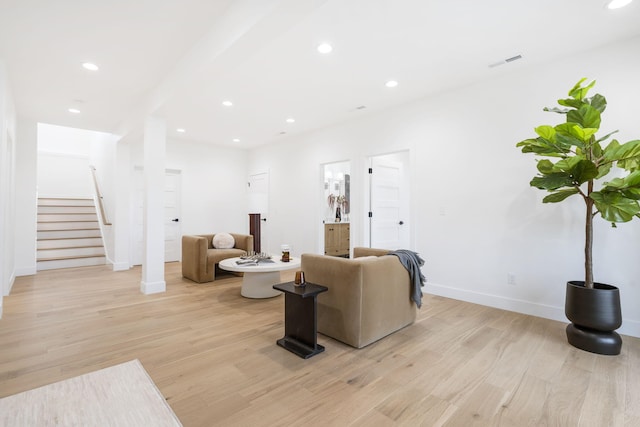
82, 62, 99, 71
232, 138, 240, 142
385, 80, 399, 88
286, 117, 295, 123
222, 100, 233, 107
607, 0, 633, 9
176, 128, 186, 133
68, 108, 81, 114
317, 43, 333, 54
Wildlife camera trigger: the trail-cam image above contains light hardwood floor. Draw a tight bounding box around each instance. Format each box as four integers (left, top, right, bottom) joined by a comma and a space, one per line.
1, 263, 638, 426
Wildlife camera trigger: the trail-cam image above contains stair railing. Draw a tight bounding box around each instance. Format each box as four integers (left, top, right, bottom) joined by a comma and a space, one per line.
89, 165, 112, 226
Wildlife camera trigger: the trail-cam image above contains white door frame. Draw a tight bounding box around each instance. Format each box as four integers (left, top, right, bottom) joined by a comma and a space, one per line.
131, 167, 182, 265
248, 171, 269, 252
366, 150, 411, 250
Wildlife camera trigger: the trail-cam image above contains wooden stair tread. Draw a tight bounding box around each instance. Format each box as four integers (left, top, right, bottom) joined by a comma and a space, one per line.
37, 236, 101, 241
37, 245, 104, 251
37, 228, 101, 232
37, 254, 106, 262
38, 212, 97, 215
37, 220, 98, 223
38, 197, 93, 200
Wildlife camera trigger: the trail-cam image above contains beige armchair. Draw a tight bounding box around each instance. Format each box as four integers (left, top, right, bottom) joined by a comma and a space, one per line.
181, 233, 254, 283
301, 247, 417, 348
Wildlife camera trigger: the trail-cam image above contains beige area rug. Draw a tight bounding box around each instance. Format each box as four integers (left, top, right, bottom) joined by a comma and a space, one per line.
0, 359, 182, 426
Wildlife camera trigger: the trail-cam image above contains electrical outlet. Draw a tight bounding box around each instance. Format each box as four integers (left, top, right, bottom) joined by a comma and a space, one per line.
507, 273, 516, 285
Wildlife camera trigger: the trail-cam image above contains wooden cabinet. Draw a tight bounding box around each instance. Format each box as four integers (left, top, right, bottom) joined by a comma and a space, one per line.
324, 223, 350, 257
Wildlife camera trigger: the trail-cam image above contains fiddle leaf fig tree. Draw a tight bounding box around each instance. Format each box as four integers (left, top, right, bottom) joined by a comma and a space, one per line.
516, 78, 640, 289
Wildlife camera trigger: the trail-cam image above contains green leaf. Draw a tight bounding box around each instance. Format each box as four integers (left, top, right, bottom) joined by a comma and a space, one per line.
592, 141, 603, 160
600, 171, 640, 199
535, 125, 556, 140
596, 130, 618, 144
613, 140, 640, 171
603, 139, 621, 161
591, 191, 640, 223
572, 126, 599, 142
551, 158, 597, 184
517, 137, 569, 157
596, 162, 612, 179
536, 159, 555, 174
567, 105, 601, 129
568, 78, 595, 100
544, 106, 570, 114
603, 170, 640, 190
555, 123, 588, 148
542, 189, 580, 203
590, 94, 607, 113
622, 188, 640, 200
570, 159, 599, 184
557, 98, 583, 109
530, 173, 574, 190
554, 156, 583, 172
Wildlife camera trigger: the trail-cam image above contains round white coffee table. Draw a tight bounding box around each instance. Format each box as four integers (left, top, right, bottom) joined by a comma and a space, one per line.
218, 256, 301, 298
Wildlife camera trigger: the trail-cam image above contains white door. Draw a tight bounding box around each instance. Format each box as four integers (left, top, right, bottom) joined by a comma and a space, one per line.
248, 171, 269, 251
369, 152, 410, 250
164, 171, 181, 262
132, 169, 181, 265
132, 169, 144, 266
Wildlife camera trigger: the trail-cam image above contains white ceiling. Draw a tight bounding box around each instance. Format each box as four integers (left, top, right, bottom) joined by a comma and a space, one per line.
2, 0, 640, 148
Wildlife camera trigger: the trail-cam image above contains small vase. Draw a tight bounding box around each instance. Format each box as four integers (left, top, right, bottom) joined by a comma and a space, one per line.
335, 206, 341, 223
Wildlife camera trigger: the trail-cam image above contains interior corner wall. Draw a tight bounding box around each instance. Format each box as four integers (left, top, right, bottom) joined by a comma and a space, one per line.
14, 117, 38, 277
89, 131, 120, 267
0, 59, 17, 317
247, 35, 640, 338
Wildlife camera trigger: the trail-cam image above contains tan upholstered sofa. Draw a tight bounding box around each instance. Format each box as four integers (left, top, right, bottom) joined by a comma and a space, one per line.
181, 233, 254, 283
301, 247, 417, 348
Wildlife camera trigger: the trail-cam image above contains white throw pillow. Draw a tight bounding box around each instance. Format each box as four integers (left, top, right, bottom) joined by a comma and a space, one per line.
212, 233, 235, 249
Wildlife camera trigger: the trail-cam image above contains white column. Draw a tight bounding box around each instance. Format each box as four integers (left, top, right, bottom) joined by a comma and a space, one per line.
140, 116, 166, 294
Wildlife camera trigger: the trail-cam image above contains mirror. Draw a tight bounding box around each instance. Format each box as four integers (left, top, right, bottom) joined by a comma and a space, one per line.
323, 162, 350, 223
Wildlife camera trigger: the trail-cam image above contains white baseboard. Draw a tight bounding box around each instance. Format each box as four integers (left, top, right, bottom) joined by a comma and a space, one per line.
5, 272, 15, 296
111, 262, 130, 272
425, 282, 640, 339
15, 266, 37, 277
140, 280, 166, 295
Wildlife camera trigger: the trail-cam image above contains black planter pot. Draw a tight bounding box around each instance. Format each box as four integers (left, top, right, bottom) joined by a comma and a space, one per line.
565, 281, 622, 355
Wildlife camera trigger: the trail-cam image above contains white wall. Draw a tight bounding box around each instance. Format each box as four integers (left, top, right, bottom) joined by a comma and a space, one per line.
0, 60, 17, 317
89, 131, 120, 266
248, 36, 640, 338
13, 118, 38, 277
165, 139, 248, 236
37, 123, 94, 198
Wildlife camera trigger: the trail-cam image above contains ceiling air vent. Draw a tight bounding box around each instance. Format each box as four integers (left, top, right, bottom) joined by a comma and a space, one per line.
489, 54, 523, 68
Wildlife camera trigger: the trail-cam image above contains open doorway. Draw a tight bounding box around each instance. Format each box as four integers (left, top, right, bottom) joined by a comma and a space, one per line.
321, 161, 351, 257
247, 171, 269, 253
367, 151, 411, 250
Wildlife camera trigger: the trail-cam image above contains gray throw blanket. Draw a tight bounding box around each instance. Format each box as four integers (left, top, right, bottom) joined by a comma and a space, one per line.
388, 249, 426, 308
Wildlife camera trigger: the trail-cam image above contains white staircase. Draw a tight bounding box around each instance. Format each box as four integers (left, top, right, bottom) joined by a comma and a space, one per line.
37, 198, 106, 271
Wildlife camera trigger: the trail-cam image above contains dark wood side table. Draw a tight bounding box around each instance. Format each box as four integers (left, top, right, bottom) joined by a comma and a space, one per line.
272, 281, 328, 359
